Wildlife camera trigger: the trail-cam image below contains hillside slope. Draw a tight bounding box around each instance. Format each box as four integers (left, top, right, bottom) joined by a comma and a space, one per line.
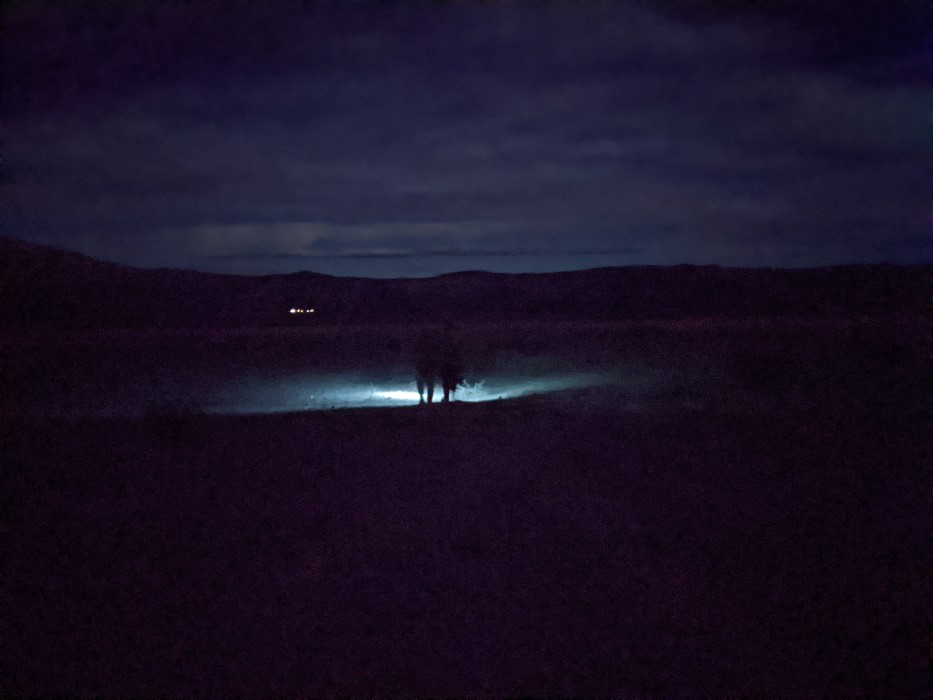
0, 236, 927, 329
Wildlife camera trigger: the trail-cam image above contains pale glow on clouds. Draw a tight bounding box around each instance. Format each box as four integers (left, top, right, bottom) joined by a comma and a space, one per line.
144, 220, 520, 261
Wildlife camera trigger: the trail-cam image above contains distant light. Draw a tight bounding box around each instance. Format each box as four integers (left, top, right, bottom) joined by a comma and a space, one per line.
290, 308, 296, 314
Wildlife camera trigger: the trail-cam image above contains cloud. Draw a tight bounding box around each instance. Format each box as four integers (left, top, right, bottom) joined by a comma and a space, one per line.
4, 1, 929, 274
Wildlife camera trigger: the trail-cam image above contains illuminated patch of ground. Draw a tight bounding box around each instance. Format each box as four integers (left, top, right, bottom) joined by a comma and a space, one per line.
202, 372, 622, 414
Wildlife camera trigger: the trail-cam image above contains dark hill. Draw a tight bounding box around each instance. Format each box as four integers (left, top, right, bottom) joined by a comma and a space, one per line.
0, 236, 927, 329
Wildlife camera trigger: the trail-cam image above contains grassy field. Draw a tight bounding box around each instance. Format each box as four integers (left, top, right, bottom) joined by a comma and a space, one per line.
2, 316, 928, 696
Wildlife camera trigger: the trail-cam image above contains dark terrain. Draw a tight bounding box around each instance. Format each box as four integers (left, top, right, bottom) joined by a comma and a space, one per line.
1, 237, 928, 696
0, 235, 926, 328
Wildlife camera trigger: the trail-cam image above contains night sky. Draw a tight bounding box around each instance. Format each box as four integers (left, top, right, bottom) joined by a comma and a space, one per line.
5, 0, 930, 277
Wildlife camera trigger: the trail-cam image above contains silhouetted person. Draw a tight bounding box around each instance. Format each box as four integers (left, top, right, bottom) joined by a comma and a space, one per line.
414, 330, 463, 404
415, 335, 438, 404
437, 342, 464, 402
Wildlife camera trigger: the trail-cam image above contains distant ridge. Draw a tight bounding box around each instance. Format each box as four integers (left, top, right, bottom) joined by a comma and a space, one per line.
0, 236, 927, 330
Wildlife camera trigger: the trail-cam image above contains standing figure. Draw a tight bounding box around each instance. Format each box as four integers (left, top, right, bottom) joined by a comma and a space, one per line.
438, 343, 464, 402
414, 330, 463, 404
415, 335, 438, 404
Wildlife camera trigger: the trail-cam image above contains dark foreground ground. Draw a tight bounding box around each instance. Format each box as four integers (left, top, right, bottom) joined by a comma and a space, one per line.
2, 317, 928, 697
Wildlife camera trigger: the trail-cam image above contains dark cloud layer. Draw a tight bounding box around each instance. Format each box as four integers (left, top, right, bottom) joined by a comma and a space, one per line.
4, 0, 930, 276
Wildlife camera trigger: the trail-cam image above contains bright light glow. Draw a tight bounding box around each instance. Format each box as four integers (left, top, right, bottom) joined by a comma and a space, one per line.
376, 390, 421, 401
202, 371, 627, 415
290, 308, 296, 313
